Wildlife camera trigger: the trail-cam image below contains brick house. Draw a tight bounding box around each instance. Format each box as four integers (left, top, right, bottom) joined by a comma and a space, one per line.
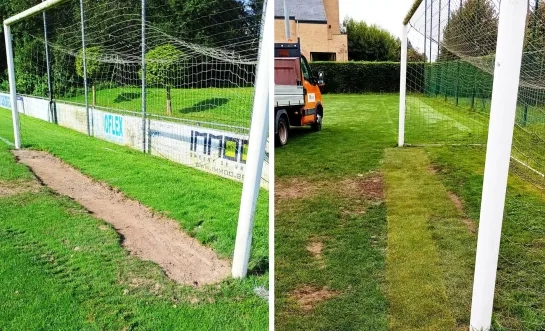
274, 0, 348, 62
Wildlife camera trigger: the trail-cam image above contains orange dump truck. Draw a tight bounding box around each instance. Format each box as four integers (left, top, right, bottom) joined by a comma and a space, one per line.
274, 40, 325, 146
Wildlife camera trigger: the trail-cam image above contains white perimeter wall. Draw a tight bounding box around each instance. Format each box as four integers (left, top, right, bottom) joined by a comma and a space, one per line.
0, 93, 269, 189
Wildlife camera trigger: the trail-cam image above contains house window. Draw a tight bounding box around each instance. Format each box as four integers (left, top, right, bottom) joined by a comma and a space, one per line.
310, 52, 337, 62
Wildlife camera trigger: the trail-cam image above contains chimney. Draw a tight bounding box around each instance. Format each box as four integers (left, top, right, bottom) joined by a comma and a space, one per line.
323, 0, 340, 36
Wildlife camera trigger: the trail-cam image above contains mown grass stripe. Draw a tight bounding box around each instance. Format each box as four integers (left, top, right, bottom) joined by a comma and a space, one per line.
383, 148, 457, 330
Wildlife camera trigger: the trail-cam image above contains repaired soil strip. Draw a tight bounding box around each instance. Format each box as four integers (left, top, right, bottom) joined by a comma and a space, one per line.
383, 148, 458, 330
13, 149, 230, 286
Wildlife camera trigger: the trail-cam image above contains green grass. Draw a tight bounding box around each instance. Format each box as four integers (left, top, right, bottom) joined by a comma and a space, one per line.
0, 145, 267, 330
426, 146, 545, 330
64, 86, 254, 129
276, 93, 545, 330
276, 94, 398, 180
275, 94, 396, 330
405, 94, 489, 145
0, 109, 268, 329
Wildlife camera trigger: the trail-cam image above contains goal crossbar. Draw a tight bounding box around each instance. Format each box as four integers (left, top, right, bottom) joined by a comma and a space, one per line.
403, 0, 424, 25
4, 0, 69, 26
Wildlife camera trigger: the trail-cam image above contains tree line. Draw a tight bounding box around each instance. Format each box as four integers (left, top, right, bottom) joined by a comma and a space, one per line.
0, 0, 263, 96
343, 0, 543, 64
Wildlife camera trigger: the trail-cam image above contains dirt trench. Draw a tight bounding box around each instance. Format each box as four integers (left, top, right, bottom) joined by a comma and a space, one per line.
13, 149, 230, 286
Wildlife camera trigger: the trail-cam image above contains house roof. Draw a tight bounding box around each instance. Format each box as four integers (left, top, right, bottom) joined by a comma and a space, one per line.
274, 0, 328, 23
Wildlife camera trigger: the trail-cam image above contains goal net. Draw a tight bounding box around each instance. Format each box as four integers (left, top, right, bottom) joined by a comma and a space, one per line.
401, 0, 545, 329
1, 0, 266, 183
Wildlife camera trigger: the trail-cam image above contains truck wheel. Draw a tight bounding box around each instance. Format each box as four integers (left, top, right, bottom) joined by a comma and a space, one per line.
311, 114, 322, 131
276, 117, 289, 146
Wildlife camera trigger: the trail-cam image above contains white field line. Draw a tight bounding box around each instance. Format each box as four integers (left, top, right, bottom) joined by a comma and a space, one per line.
511, 156, 545, 178
0, 135, 14, 146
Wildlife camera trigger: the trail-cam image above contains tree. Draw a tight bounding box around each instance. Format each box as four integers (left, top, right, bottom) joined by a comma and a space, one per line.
440, 0, 498, 61
75, 46, 104, 83
141, 44, 184, 87
147, 0, 249, 51
526, 2, 545, 48
0, 0, 260, 97
140, 44, 184, 115
343, 18, 400, 61
408, 40, 427, 62
343, 17, 425, 62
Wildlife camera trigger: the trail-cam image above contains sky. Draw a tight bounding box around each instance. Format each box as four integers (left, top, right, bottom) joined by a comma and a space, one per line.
339, 0, 414, 38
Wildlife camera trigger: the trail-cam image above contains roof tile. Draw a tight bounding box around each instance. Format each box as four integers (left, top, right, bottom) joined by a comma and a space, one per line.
274, 0, 328, 22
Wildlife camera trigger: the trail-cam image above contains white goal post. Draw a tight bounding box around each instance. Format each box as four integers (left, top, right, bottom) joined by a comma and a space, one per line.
399, 0, 528, 330
3, 0, 71, 150
469, 1, 526, 329
232, 0, 272, 278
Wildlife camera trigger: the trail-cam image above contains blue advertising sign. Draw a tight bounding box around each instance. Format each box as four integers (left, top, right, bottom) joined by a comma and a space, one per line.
104, 113, 123, 142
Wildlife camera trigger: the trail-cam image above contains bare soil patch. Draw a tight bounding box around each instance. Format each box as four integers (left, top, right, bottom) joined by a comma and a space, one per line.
339, 173, 384, 201
13, 149, 230, 286
290, 285, 339, 311
306, 241, 323, 256
275, 178, 319, 203
336, 173, 384, 217
447, 192, 477, 233
429, 164, 440, 174
448, 192, 464, 212
0, 179, 41, 197
275, 174, 384, 206
306, 238, 326, 270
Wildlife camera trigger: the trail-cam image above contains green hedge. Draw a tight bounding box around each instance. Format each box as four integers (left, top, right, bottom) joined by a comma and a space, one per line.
310, 61, 424, 94
423, 61, 493, 100
310, 60, 495, 98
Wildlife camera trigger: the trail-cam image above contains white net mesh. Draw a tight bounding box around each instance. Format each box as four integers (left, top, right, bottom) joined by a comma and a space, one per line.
404, 0, 545, 328
1, 0, 267, 186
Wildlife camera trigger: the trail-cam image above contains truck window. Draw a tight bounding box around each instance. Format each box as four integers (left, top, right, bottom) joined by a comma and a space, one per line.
300, 57, 311, 81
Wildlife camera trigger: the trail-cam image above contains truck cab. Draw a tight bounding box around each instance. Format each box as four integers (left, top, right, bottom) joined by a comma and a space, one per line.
274, 40, 324, 146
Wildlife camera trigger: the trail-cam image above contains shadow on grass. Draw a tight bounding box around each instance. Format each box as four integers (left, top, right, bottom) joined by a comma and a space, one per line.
248, 256, 268, 276
179, 98, 229, 114
114, 92, 141, 103
281, 126, 321, 145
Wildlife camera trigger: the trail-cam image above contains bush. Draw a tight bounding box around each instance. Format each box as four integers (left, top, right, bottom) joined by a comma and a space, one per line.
75, 46, 104, 82
140, 44, 184, 87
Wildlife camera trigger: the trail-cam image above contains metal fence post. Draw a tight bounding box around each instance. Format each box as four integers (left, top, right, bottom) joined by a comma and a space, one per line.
283, 0, 290, 39
79, 0, 90, 135
141, 0, 147, 153
42, 0, 55, 124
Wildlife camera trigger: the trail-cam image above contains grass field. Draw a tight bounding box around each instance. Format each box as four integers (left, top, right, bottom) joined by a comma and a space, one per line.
63, 86, 254, 129
275, 94, 545, 330
0, 109, 268, 330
